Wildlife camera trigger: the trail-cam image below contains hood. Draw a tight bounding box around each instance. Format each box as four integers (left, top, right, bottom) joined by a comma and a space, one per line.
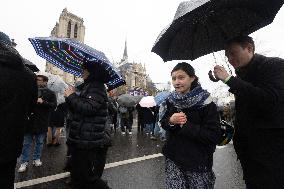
0, 43, 24, 70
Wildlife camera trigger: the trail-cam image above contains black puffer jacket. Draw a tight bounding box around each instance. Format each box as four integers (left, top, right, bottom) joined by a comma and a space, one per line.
0, 43, 37, 162
160, 101, 221, 171
66, 80, 111, 149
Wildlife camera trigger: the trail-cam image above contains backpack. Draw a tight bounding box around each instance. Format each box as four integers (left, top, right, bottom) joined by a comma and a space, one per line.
218, 120, 234, 146
119, 106, 128, 114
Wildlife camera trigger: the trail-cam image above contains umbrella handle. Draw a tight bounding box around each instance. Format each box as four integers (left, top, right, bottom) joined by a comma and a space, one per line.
208, 70, 220, 82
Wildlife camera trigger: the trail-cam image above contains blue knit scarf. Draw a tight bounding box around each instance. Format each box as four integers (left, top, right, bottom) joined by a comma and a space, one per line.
168, 86, 210, 109
158, 86, 212, 125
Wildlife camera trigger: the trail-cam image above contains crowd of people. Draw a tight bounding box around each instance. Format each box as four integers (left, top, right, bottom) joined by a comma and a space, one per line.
106, 98, 163, 140
1, 30, 284, 189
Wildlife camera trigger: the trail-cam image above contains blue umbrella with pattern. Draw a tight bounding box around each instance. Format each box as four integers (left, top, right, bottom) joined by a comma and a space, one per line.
29, 37, 125, 91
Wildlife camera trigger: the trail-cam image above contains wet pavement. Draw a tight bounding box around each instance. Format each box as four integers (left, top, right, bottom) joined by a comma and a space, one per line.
14, 126, 245, 189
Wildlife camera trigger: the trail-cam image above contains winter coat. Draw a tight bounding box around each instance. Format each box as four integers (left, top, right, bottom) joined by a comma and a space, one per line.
119, 106, 134, 122
126, 107, 134, 125
139, 106, 157, 124
107, 96, 117, 124
226, 54, 284, 188
66, 80, 111, 149
49, 103, 67, 127
26, 87, 57, 134
160, 101, 220, 171
136, 104, 144, 125
0, 43, 37, 162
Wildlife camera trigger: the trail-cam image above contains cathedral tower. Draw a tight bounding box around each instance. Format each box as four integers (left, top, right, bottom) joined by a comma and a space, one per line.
46, 8, 85, 84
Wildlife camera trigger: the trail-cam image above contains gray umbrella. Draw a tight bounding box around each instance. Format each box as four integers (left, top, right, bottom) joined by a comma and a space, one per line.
37, 72, 68, 104
23, 58, 39, 72
152, 0, 284, 61
117, 94, 143, 107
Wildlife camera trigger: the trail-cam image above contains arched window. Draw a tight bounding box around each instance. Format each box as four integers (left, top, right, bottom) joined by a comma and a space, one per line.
67, 21, 71, 38
74, 24, 78, 38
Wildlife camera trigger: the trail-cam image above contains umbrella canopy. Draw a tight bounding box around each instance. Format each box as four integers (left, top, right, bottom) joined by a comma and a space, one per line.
37, 71, 68, 104
154, 91, 171, 106
23, 58, 39, 72
117, 94, 143, 107
152, 0, 284, 61
139, 96, 156, 108
29, 37, 125, 91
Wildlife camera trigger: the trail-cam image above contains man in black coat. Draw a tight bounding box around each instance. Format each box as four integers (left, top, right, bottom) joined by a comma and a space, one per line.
18, 74, 56, 173
214, 35, 284, 189
0, 31, 37, 189
139, 106, 156, 135
107, 95, 118, 132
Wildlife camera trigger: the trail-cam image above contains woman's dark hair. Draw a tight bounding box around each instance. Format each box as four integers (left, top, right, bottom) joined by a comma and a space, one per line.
82, 60, 110, 83
171, 62, 199, 90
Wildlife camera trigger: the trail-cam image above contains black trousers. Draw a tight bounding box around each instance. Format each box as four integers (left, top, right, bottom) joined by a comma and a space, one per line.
69, 147, 110, 189
234, 129, 284, 189
113, 115, 118, 132
0, 158, 17, 189
120, 118, 132, 132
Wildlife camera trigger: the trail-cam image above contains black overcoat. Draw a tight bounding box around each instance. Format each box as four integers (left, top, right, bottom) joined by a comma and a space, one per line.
0, 44, 37, 162
226, 54, 284, 188
27, 87, 57, 134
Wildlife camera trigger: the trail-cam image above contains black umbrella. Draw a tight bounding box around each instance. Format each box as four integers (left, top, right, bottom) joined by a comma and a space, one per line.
152, 0, 284, 62
23, 58, 39, 72
117, 94, 143, 107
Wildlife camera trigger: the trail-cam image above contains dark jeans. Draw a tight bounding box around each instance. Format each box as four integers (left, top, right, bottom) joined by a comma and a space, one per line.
69, 147, 110, 189
120, 118, 132, 132
0, 159, 17, 189
137, 117, 144, 132
21, 133, 45, 163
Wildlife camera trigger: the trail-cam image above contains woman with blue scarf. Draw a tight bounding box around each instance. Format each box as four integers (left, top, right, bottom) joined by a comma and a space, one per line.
159, 62, 221, 189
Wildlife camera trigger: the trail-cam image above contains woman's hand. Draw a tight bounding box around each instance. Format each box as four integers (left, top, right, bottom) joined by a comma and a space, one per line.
169, 112, 187, 126
64, 87, 75, 97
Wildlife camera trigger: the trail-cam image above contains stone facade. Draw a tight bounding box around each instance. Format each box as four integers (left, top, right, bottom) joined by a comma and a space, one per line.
116, 41, 156, 95
118, 63, 147, 89
46, 8, 85, 85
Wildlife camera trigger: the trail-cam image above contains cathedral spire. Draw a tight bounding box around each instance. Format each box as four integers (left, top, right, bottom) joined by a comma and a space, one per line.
121, 39, 128, 63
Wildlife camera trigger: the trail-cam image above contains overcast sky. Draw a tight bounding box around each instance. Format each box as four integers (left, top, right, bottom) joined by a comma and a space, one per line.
1, 0, 284, 92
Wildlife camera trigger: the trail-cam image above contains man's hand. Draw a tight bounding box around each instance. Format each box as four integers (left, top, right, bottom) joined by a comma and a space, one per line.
169, 112, 187, 127
213, 65, 230, 81
37, 98, 43, 104
64, 87, 75, 97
